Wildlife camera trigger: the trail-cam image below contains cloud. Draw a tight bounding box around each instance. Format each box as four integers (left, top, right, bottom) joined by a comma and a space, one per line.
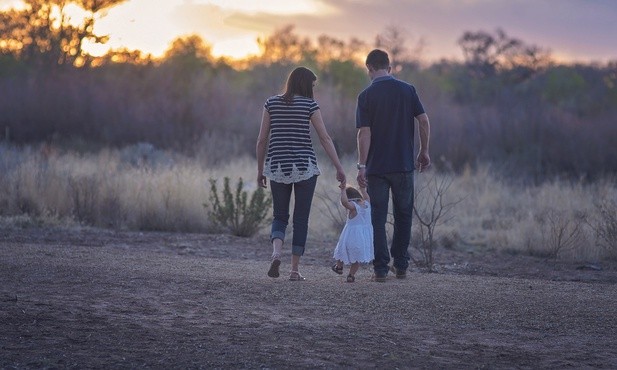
95, 0, 616, 62
220, 0, 617, 62
170, 3, 254, 39
0, 0, 19, 9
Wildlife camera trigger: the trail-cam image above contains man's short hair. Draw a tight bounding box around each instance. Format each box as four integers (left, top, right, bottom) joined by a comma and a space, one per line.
366, 49, 390, 70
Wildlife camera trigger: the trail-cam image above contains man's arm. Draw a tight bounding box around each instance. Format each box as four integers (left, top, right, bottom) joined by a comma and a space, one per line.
356, 126, 371, 187
416, 113, 431, 172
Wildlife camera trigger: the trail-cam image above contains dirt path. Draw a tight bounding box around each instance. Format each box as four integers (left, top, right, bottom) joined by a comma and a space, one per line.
1, 228, 617, 369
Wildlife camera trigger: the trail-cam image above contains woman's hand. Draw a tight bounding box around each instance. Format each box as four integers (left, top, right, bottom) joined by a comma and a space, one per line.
257, 173, 267, 188
336, 168, 346, 188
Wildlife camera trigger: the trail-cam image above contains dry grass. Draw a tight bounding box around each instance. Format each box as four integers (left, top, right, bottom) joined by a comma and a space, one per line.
0, 144, 615, 261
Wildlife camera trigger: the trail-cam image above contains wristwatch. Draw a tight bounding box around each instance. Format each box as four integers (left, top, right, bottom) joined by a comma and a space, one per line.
357, 163, 366, 170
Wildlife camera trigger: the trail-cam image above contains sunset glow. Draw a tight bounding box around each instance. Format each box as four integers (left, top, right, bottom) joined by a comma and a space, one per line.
197, 0, 325, 15
210, 35, 261, 59
1, 0, 615, 63
87, 0, 333, 59
0, 0, 23, 10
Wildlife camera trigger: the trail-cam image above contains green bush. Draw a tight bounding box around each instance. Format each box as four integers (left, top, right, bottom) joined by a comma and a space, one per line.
205, 177, 272, 237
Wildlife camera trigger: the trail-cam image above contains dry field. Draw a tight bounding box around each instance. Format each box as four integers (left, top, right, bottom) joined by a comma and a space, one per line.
1, 146, 616, 261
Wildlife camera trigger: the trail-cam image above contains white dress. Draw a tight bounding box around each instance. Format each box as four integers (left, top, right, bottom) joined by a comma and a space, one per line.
333, 201, 374, 264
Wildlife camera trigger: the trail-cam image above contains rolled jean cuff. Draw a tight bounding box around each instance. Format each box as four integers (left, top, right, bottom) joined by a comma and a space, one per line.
270, 231, 285, 244
291, 245, 305, 256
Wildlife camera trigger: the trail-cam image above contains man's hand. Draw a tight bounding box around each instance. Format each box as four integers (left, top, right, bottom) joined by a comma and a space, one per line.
416, 151, 431, 172
357, 168, 368, 188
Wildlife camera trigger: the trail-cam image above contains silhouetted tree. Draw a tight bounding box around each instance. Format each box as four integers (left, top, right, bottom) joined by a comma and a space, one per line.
0, 0, 126, 67
375, 25, 424, 73
94, 47, 153, 66
458, 28, 551, 80
256, 25, 315, 65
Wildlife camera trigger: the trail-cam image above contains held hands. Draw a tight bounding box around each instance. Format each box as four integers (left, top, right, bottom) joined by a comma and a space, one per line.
356, 168, 368, 188
336, 168, 346, 188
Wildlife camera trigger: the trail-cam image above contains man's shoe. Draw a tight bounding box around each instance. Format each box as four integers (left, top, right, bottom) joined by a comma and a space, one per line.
371, 273, 387, 282
395, 268, 407, 279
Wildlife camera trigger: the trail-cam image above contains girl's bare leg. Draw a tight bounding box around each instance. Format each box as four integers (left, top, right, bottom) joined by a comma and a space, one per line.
349, 262, 359, 277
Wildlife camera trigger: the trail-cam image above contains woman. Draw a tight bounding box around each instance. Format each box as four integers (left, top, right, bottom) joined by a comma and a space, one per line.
256, 66, 346, 281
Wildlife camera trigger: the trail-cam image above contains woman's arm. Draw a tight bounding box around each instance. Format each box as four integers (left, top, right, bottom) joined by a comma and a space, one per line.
310, 109, 346, 186
256, 108, 270, 188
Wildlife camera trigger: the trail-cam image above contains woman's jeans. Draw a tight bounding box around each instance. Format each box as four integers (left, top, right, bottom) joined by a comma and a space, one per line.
269, 176, 318, 256
367, 171, 414, 275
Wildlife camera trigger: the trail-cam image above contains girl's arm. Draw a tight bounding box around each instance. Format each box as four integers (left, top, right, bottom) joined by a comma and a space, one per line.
359, 186, 370, 203
340, 185, 356, 212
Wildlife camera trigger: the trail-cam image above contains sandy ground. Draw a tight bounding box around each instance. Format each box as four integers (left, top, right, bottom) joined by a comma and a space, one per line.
1, 227, 617, 369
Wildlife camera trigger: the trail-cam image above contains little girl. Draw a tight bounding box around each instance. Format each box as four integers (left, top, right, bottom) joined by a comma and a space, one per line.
332, 184, 374, 282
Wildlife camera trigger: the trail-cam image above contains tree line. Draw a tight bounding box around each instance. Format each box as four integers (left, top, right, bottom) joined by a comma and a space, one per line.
1, 1, 616, 182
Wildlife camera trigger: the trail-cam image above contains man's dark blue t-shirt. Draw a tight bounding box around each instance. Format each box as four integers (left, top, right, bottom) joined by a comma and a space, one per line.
356, 75, 425, 175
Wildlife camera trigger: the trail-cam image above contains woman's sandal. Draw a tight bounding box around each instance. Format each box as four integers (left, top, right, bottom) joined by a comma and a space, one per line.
289, 271, 306, 281
346, 274, 355, 283
331, 264, 343, 275
267, 255, 281, 278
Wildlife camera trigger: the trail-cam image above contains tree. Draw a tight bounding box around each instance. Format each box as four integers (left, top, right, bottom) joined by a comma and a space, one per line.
163, 34, 214, 71
0, 0, 126, 67
457, 28, 551, 80
256, 25, 315, 65
316, 35, 345, 65
316, 35, 368, 66
375, 25, 424, 73
94, 47, 153, 66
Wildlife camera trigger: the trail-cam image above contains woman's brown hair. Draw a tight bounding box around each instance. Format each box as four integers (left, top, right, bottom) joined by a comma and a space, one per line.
282, 67, 316, 103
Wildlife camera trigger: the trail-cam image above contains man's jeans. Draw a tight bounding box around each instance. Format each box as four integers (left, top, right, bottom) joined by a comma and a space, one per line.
368, 172, 414, 275
269, 176, 318, 256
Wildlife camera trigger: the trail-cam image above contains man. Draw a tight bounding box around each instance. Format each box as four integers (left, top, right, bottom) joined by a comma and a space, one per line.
356, 49, 431, 282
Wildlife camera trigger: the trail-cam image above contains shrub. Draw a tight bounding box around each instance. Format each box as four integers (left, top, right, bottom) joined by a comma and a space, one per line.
412, 173, 462, 271
590, 200, 617, 260
205, 177, 272, 237
533, 208, 585, 259
313, 188, 347, 235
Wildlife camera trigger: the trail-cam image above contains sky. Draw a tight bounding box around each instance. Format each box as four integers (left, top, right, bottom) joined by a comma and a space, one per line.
1, 0, 616, 63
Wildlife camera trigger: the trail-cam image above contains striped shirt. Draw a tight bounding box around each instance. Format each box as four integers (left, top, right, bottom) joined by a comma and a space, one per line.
263, 95, 321, 184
